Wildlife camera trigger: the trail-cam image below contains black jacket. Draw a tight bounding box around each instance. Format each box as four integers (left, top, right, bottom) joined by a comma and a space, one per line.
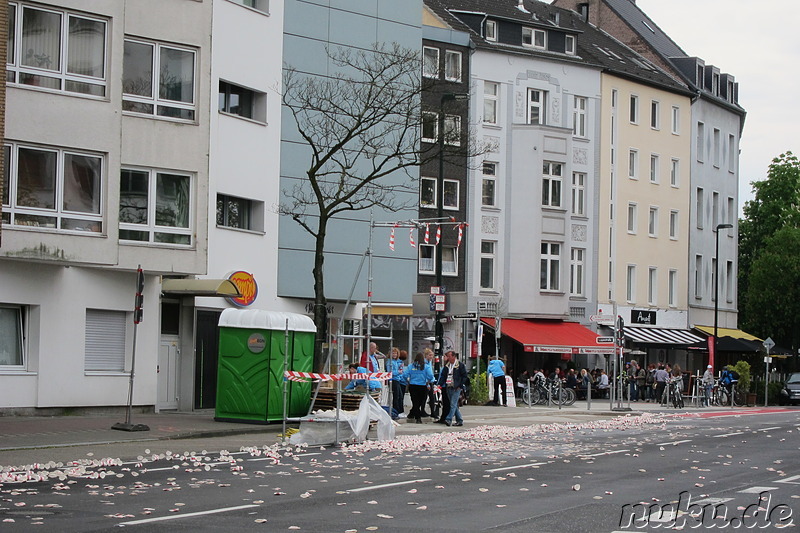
438, 361, 467, 390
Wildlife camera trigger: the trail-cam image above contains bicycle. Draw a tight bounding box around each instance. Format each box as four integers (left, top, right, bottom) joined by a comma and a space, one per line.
709, 379, 744, 406
521, 377, 576, 406
667, 376, 684, 409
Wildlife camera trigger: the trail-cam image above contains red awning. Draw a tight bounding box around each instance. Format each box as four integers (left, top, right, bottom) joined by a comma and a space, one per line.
481, 318, 614, 355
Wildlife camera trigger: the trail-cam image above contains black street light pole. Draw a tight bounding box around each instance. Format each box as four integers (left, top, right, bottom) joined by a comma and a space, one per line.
713, 223, 733, 369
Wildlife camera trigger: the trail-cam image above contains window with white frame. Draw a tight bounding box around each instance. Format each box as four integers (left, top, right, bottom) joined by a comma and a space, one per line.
629, 95, 639, 123
697, 122, 705, 162
650, 154, 659, 183
648, 267, 657, 305
728, 134, 736, 172
522, 27, 546, 49
571, 172, 585, 216
0, 305, 25, 367
419, 244, 435, 274
626, 265, 636, 302
442, 246, 457, 275
628, 149, 638, 179
726, 260, 733, 302
483, 81, 499, 124
670, 158, 679, 187
694, 254, 702, 299
668, 269, 677, 306
527, 89, 545, 125
443, 115, 461, 146
696, 187, 704, 229
671, 106, 680, 134
627, 203, 637, 233
713, 128, 720, 167
2, 142, 103, 232
444, 50, 461, 82
540, 242, 560, 291
669, 210, 678, 240
228, 0, 269, 12
482, 162, 497, 207
650, 100, 659, 129
541, 161, 562, 208
648, 206, 658, 236
216, 194, 263, 232
421, 112, 437, 143
727, 196, 735, 226
485, 20, 497, 41
422, 46, 439, 78
565, 35, 576, 55
480, 241, 496, 290
123, 38, 196, 121
119, 168, 192, 245
570, 247, 585, 297
573, 96, 587, 137
85, 309, 126, 372
420, 176, 436, 207
442, 179, 459, 209
218, 80, 266, 122
7, 3, 108, 97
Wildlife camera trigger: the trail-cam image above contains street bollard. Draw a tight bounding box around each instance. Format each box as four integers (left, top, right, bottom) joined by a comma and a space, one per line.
587, 380, 591, 411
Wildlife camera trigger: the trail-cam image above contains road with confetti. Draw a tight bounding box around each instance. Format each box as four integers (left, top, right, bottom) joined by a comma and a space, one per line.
1, 410, 798, 531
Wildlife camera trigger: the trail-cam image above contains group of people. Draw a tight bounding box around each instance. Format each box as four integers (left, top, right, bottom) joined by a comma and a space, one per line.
347, 342, 468, 427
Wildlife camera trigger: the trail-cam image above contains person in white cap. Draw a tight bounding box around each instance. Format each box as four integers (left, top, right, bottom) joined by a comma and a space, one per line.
701, 364, 715, 407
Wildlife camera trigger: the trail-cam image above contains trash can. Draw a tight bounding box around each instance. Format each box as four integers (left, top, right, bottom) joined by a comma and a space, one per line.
215, 308, 315, 423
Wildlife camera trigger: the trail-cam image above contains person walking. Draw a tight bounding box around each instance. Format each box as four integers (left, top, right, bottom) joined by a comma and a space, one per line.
386, 347, 406, 418
654, 364, 669, 406
438, 351, 467, 426
701, 364, 714, 407
488, 356, 507, 406
405, 352, 434, 424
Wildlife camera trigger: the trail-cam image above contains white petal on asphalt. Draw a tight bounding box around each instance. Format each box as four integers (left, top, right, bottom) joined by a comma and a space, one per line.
377, 514, 393, 519
417, 505, 427, 510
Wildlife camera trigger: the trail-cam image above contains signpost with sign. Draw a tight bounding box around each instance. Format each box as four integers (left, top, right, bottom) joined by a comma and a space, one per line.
764, 337, 775, 407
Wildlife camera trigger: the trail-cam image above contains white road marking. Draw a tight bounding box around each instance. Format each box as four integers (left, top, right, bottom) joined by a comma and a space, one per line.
485, 462, 547, 473
712, 432, 744, 438
693, 497, 735, 505
141, 466, 180, 472
654, 440, 692, 446
248, 452, 320, 462
738, 486, 778, 493
756, 426, 781, 432
117, 504, 260, 526
776, 475, 800, 485
345, 478, 431, 493
579, 449, 630, 458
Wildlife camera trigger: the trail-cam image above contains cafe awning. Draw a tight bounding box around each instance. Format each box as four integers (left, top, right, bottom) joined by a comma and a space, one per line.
624, 326, 704, 345
161, 278, 242, 297
693, 326, 762, 342
481, 318, 614, 354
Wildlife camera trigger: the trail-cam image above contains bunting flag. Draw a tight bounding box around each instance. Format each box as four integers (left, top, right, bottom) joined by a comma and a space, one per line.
435, 225, 441, 245
409, 227, 416, 248
456, 223, 464, 248
424, 224, 430, 244
389, 225, 396, 251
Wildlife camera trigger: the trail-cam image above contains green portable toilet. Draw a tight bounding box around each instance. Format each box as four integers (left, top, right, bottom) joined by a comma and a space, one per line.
215, 308, 316, 423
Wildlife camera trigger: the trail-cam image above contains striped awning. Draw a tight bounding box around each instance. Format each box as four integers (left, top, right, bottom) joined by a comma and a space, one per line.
624, 326, 704, 345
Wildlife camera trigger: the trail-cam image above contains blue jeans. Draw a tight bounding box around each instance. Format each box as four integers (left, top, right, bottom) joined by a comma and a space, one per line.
445, 387, 463, 424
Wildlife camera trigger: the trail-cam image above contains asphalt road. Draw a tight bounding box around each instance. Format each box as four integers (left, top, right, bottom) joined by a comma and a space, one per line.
1, 409, 798, 532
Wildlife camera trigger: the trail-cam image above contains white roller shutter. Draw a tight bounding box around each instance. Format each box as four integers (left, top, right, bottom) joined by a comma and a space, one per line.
85, 309, 127, 372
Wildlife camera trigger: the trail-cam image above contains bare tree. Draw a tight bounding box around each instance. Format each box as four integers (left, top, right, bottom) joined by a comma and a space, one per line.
281, 42, 473, 368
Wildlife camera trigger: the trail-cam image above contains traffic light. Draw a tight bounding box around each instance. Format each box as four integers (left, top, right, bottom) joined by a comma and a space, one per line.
134, 266, 144, 324
616, 316, 625, 345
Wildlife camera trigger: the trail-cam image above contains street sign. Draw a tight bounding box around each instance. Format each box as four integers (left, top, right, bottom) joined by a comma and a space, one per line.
764, 356, 773, 363
430, 286, 446, 295
763, 337, 775, 351
590, 314, 614, 322
595, 336, 615, 344
452, 312, 477, 320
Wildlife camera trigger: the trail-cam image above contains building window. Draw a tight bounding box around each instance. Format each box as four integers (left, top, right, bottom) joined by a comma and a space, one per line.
0, 306, 25, 367
421, 112, 437, 143
712, 72, 720, 96
727, 196, 735, 227
626, 265, 636, 302
629, 95, 639, 124
228, 0, 269, 12
540, 242, 560, 292
527, 89, 545, 125
726, 260, 734, 303
541, 161, 562, 208
123, 38, 196, 121
668, 269, 677, 307
573, 96, 586, 137
420, 177, 436, 207
2, 142, 103, 232
697, 122, 705, 162
669, 210, 678, 240
712, 191, 719, 228
7, 3, 108, 97
119, 168, 192, 245
85, 309, 126, 372
696, 187, 704, 229
694, 254, 702, 299
648, 267, 657, 305
571, 172, 585, 216
713, 128, 721, 167
522, 27, 546, 49
628, 149, 638, 179
480, 241, 495, 290
218, 81, 265, 122
728, 134, 736, 172
485, 20, 497, 41
217, 194, 262, 231
670, 158, 679, 187
650, 100, 660, 129
650, 154, 659, 183
442, 246, 457, 276
442, 179, 459, 209
482, 162, 497, 207
627, 203, 637, 234
483, 82, 499, 125
443, 115, 461, 146
711, 258, 717, 302
671, 106, 680, 134
648, 206, 658, 237
565, 35, 576, 55
570, 248, 585, 297
444, 50, 461, 82
422, 46, 439, 78
419, 244, 435, 274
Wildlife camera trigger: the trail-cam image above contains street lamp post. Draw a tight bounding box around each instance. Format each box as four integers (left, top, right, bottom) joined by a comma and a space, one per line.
713, 223, 733, 369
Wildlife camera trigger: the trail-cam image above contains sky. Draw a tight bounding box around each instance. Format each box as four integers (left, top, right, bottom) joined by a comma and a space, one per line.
628, 0, 800, 214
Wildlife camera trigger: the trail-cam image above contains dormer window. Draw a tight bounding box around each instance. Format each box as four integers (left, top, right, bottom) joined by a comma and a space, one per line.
727, 80, 735, 103
522, 27, 546, 49
712, 72, 720, 96
565, 35, 576, 55
485, 20, 497, 41
696, 65, 704, 87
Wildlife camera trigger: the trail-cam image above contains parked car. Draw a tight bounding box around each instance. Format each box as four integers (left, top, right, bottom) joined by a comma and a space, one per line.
778, 372, 800, 406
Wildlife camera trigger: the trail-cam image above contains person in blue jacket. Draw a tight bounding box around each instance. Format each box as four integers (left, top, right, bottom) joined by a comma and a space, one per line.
404, 352, 434, 423
345, 363, 381, 391
386, 347, 406, 417
487, 356, 507, 406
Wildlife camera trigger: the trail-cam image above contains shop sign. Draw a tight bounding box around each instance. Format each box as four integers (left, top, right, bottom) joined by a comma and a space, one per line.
227, 271, 258, 307
630, 309, 656, 325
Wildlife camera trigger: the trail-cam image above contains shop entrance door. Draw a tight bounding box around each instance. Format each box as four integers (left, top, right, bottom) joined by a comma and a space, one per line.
194, 310, 222, 409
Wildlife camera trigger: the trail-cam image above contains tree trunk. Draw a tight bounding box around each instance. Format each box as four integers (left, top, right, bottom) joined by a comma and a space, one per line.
312, 216, 328, 372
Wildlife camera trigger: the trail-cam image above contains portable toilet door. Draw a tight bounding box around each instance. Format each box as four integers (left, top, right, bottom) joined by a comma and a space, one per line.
215, 308, 316, 423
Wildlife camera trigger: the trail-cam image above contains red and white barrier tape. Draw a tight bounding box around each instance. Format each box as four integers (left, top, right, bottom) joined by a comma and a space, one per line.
284, 371, 392, 382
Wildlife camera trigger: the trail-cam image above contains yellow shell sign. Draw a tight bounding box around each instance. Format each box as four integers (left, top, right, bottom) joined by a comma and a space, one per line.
227, 271, 258, 307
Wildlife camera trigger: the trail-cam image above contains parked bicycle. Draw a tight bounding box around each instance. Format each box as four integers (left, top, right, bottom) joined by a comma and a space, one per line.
711, 378, 744, 406
667, 376, 684, 409
521, 376, 576, 406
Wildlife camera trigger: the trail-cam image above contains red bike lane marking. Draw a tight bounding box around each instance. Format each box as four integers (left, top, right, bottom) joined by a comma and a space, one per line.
670, 407, 790, 419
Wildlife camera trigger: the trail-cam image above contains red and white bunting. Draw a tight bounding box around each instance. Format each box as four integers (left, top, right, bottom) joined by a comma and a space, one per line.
435, 225, 441, 245
424, 224, 430, 244
409, 228, 416, 248
456, 223, 464, 248
389, 225, 396, 251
